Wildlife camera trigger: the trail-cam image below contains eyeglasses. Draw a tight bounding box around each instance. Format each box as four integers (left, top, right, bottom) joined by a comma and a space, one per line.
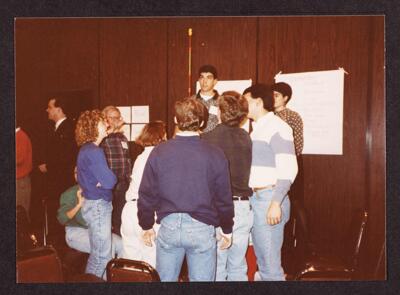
107, 116, 122, 120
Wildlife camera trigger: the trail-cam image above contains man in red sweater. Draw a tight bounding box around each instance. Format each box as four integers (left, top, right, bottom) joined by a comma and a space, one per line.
16, 126, 33, 217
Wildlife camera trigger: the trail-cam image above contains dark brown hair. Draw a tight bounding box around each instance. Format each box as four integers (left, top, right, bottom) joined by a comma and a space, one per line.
136, 121, 166, 147
75, 109, 105, 146
174, 97, 207, 131
218, 92, 248, 127
243, 83, 274, 111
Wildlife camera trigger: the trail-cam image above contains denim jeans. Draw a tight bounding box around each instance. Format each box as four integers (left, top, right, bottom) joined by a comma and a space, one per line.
120, 200, 159, 268
216, 200, 253, 281
156, 213, 217, 282
81, 198, 113, 279
250, 188, 290, 281
65, 226, 123, 258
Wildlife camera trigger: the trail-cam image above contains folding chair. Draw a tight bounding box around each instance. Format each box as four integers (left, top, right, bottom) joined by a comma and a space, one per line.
294, 210, 368, 280
107, 258, 160, 282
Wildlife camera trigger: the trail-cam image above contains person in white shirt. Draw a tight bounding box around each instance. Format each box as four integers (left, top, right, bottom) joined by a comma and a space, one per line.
120, 121, 166, 268
243, 83, 298, 281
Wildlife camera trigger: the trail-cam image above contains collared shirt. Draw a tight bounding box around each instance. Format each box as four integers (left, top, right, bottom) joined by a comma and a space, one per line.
55, 117, 67, 131
275, 108, 304, 156
175, 131, 200, 137
101, 132, 132, 182
249, 112, 298, 203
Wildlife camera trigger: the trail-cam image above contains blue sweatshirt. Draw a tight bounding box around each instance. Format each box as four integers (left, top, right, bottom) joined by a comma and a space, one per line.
77, 142, 117, 201
137, 135, 234, 234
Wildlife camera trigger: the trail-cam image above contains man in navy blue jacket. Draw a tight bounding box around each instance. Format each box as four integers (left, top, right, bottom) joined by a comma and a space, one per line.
137, 97, 234, 282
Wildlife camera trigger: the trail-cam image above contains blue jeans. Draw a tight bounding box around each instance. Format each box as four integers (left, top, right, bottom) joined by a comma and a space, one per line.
216, 200, 253, 281
81, 198, 113, 279
250, 189, 290, 281
156, 213, 217, 282
65, 226, 123, 258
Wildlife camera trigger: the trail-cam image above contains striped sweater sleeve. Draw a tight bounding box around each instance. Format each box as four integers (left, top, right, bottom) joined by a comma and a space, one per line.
270, 125, 298, 203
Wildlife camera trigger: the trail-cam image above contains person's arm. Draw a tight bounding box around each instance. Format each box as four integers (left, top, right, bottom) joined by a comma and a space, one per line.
57, 187, 80, 225
125, 152, 147, 201
213, 155, 234, 235
137, 155, 159, 231
100, 137, 114, 170
65, 188, 84, 219
89, 149, 117, 189
267, 127, 298, 225
292, 112, 304, 156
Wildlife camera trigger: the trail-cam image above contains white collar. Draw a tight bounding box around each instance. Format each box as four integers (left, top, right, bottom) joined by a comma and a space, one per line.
55, 117, 67, 131
176, 131, 200, 137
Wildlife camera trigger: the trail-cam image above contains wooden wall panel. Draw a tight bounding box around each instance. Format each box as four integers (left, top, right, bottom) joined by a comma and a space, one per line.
258, 16, 375, 247
364, 16, 385, 279
99, 18, 168, 123
15, 18, 100, 163
167, 17, 258, 136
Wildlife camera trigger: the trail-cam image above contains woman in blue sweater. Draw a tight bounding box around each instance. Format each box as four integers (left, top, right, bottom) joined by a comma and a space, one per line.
75, 110, 117, 279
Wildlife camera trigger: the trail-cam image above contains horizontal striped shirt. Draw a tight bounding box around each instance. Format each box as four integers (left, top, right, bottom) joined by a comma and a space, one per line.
249, 112, 298, 203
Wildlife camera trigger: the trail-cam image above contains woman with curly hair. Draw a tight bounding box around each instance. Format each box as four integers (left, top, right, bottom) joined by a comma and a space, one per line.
75, 109, 117, 279
120, 121, 166, 268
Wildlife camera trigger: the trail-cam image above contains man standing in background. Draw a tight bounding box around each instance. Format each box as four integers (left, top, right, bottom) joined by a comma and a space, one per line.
38, 95, 77, 235
101, 106, 132, 236
272, 82, 311, 261
190, 64, 220, 133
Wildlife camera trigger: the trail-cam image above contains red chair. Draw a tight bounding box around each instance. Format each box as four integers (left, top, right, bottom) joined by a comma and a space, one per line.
17, 246, 63, 283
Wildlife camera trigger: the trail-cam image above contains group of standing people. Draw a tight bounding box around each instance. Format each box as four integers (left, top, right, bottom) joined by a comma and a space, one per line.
16, 63, 304, 282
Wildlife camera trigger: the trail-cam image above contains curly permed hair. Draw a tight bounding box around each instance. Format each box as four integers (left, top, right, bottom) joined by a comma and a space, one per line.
218, 92, 248, 127
75, 109, 105, 146
174, 97, 207, 132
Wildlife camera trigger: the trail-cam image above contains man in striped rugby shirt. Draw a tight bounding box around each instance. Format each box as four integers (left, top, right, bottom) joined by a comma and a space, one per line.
243, 83, 298, 281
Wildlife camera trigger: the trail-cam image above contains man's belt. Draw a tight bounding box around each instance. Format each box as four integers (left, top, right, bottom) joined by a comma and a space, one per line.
253, 185, 275, 192
232, 196, 249, 201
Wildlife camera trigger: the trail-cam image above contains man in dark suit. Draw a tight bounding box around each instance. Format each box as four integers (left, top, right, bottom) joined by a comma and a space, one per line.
38, 95, 77, 236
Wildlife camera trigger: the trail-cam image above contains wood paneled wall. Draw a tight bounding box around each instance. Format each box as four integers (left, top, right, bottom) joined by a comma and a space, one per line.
167, 17, 258, 136
99, 18, 168, 122
15, 18, 99, 162
15, 16, 385, 278
258, 15, 370, 244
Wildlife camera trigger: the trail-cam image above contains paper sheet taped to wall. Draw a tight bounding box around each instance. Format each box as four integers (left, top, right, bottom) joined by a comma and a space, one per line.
275, 69, 344, 155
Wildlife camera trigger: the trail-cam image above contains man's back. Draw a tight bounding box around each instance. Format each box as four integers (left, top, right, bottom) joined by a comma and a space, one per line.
202, 124, 253, 198
138, 135, 233, 233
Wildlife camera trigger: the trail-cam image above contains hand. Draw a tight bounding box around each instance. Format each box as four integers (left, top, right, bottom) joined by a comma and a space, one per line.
219, 231, 232, 250
76, 188, 84, 207
142, 228, 156, 247
267, 201, 282, 225
38, 164, 47, 173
